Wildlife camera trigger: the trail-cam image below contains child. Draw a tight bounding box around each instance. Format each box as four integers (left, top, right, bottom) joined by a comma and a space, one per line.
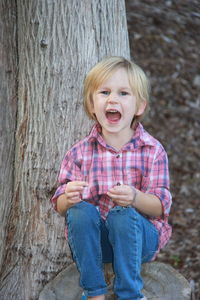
51, 56, 172, 300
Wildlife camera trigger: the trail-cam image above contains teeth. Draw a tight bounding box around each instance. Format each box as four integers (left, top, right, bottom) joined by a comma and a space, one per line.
106, 109, 118, 113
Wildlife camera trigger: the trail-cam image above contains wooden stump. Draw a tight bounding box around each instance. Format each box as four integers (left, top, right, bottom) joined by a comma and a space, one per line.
39, 262, 191, 300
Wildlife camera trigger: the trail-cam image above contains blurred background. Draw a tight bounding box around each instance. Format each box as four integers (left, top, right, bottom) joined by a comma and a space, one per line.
125, 0, 200, 298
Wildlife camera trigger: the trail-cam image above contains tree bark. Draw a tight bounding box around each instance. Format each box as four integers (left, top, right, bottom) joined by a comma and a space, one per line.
0, 1, 130, 299
0, 0, 18, 272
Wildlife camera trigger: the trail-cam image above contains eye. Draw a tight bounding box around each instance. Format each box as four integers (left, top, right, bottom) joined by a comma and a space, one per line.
120, 91, 129, 96
100, 90, 110, 95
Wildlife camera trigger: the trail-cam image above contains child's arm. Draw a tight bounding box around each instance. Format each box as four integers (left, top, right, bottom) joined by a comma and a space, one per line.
107, 184, 162, 217
57, 181, 88, 217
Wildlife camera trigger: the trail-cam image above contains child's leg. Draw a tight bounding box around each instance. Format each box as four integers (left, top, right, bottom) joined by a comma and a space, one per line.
106, 206, 158, 300
66, 201, 108, 298
88, 296, 105, 300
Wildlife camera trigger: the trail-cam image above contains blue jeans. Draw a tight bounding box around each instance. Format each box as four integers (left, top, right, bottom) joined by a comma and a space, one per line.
66, 201, 158, 300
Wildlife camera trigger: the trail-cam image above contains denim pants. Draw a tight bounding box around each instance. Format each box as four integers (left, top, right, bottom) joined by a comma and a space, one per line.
66, 201, 158, 300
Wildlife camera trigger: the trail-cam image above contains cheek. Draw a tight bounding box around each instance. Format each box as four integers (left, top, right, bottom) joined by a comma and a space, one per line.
92, 97, 104, 112
125, 100, 137, 114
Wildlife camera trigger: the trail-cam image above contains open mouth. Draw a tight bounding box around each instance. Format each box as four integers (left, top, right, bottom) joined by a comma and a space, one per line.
105, 109, 121, 122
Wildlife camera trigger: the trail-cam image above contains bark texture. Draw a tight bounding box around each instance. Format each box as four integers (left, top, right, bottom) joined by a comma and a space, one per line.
0, 0, 18, 272
0, 1, 129, 299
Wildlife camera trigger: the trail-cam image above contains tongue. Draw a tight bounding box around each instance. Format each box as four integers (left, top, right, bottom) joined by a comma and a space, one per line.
106, 112, 121, 121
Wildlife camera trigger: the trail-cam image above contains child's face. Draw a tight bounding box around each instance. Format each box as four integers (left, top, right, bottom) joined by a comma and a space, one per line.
92, 67, 146, 141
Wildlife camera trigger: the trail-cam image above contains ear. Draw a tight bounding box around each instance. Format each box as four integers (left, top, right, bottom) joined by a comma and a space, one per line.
135, 100, 147, 116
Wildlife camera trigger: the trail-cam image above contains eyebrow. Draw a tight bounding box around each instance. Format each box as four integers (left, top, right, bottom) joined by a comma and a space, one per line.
119, 87, 132, 91
98, 86, 132, 91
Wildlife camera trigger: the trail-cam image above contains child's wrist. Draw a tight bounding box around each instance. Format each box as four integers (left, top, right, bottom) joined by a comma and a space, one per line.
131, 186, 137, 207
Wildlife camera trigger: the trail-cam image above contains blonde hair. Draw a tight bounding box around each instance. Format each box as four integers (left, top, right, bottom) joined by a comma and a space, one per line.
83, 56, 150, 124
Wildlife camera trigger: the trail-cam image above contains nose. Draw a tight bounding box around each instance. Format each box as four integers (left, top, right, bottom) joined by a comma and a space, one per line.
107, 92, 118, 104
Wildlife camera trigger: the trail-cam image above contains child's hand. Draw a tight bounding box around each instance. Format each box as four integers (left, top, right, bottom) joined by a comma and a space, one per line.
65, 181, 88, 206
107, 184, 136, 207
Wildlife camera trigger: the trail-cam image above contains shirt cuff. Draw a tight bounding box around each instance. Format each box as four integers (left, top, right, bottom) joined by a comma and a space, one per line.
51, 184, 67, 211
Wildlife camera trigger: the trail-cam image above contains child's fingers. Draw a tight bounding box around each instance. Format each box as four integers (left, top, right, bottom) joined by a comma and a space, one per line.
108, 187, 126, 195
65, 181, 88, 193
69, 196, 82, 203
107, 191, 130, 206
68, 181, 88, 188
107, 191, 127, 200
65, 191, 82, 204
66, 191, 80, 198
108, 189, 123, 195
107, 185, 135, 206
108, 184, 132, 194
73, 181, 88, 186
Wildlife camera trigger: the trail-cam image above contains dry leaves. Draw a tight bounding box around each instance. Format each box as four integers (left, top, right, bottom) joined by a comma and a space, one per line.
126, 0, 200, 298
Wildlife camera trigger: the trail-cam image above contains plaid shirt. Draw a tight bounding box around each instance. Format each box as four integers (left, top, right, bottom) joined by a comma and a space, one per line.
52, 122, 172, 257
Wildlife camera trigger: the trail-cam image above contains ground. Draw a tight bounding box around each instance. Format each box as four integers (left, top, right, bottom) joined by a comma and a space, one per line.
125, 1, 200, 298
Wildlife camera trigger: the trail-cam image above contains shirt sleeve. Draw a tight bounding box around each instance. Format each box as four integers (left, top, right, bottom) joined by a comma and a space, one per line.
51, 150, 82, 210
146, 147, 172, 218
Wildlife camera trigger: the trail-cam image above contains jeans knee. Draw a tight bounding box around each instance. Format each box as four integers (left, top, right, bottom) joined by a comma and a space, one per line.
66, 201, 100, 229
106, 206, 139, 234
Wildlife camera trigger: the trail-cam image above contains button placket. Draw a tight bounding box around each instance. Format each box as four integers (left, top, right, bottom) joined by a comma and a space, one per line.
114, 153, 123, 186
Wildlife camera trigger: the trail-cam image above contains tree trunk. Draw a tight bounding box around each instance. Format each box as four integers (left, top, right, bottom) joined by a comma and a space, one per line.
0, 0, 18, 274
0, 1, 129, 299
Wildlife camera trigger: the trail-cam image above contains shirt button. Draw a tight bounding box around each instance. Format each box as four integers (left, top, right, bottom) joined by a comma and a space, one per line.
116, 154, 120, 158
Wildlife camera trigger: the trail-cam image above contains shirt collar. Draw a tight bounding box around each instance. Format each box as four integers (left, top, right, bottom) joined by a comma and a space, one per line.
88, 123, 108, 148
132, 122, 156, 148
88, 122, 155, 151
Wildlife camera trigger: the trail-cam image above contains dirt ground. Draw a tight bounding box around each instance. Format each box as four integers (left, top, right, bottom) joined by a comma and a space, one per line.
125, 0, 200, 298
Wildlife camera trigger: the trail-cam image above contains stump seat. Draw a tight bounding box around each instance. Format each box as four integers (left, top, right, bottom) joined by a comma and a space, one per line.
39, 262, 191, 300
